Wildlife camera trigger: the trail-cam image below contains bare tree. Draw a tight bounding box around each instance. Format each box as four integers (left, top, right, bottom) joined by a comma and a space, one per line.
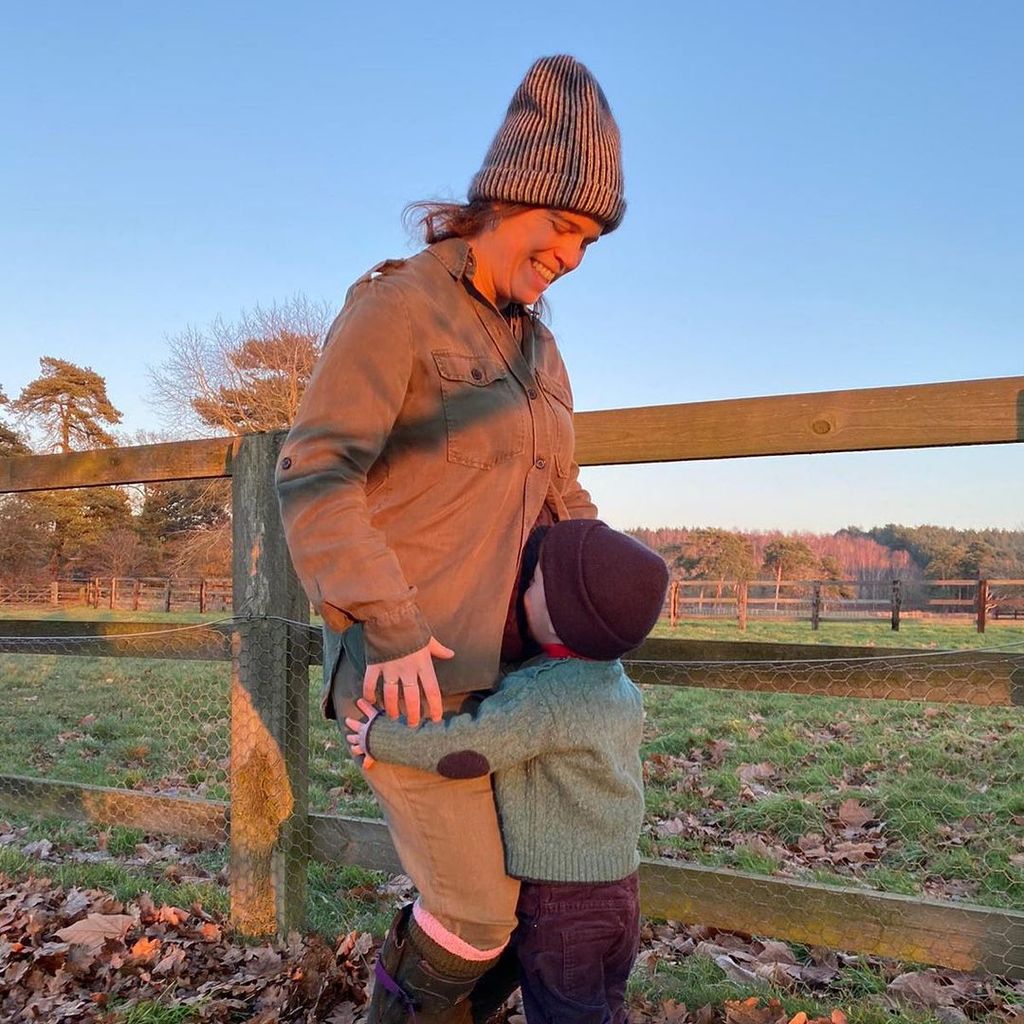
149, 294, 332, 436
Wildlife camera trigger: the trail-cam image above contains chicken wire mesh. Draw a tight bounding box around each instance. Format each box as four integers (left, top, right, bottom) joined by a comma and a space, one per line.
0, 614, 1022, 974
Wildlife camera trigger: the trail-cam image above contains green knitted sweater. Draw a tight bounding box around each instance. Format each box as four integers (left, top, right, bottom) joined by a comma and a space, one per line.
365, 655, 644, 883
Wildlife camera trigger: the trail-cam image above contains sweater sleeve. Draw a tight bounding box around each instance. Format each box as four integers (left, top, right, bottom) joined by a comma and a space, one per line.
365, 673, 562, 778
275, 274, 432, 663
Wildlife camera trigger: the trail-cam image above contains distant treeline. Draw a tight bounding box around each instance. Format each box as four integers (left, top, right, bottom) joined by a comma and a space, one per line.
628, 525, 1024, 583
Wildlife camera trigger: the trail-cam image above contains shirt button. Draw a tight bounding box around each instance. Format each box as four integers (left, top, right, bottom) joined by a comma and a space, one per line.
281, 457, 292, 470
527, 387, 538, 400
471, 367, 483, 381
535, 458, 546, 469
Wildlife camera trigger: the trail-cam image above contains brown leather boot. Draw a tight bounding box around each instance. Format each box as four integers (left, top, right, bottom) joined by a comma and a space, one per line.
366, 905, 501, 1024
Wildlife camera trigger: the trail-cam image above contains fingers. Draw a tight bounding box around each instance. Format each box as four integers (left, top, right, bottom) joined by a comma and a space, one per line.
420, 666, 443, 723
344, 734, 374, 770
361, 638, 453, 726
428, 637, 455, 660
356, 698, 377, 718
382, 671, 401, 719
402, 678, 422, 728
362, 665, 380, 705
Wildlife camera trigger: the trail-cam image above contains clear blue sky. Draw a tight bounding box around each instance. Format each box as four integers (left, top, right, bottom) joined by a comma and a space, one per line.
3, 2, 1022, 532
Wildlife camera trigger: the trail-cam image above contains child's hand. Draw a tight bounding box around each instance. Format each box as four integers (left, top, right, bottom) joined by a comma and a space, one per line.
345, 698, 380, 768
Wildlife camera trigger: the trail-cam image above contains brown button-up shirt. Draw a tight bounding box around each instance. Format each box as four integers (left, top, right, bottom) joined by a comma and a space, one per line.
276, 238, 596, 712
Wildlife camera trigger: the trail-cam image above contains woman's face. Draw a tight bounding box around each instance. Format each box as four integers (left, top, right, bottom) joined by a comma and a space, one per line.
471, 208, 603, 310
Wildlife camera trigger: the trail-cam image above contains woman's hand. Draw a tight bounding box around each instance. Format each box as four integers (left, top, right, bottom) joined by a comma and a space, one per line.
362, 636, 454, 727
345, 697, 380, 767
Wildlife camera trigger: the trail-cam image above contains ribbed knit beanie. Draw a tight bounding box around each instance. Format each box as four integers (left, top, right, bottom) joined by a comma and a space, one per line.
468, 55, 626, 233
539, 520, 669, 660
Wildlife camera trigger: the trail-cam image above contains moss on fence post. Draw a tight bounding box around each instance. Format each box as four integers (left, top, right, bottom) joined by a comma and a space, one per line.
230, 431, 310, 937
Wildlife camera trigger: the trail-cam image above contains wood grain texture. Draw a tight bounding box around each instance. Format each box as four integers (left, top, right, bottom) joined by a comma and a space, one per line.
0, 619, 232, 660
0, 775, 226, 840
640, 858, 1024, 978
0, 435, 245, 492
573, 376, 1024, 465
626, 637, 1023, 706
2, 377, 1022, 491
306, 814, 1024, 978
229, 434, 310, 936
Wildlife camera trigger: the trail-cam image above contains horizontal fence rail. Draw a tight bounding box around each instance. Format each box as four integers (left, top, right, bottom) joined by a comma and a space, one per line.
2, 773, 1021, 977
3, 622, 1021, 706
2, 375, 1022, 492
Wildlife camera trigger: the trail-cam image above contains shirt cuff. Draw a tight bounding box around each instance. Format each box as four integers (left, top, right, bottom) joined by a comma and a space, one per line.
363, 603, 433, 664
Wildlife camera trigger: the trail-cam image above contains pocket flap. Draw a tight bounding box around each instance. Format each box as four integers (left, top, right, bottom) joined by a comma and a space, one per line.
535, 369, 572, 409
433, 351, 508, 387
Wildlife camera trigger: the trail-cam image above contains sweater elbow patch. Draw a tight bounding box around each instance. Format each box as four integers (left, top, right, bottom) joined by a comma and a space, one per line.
436, 751, 491, 779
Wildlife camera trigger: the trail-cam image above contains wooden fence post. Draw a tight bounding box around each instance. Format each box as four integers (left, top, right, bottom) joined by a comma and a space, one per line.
132, 579, 141, 611
230, 432, 310, 937
811, 582, 822, 631
164, 579, 172, 612
977, 579, 988, 634
891, 579, 901, 632
50, 582, 59, 606
737, 581, 748, 632
199, 578, 207, 614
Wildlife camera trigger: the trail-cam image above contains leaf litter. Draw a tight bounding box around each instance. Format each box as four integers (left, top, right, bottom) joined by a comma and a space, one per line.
2, 872, 1023, 1022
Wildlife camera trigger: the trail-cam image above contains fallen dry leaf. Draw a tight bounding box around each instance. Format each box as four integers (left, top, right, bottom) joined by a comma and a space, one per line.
130, 935, 161, 959
724, 995, 787, 1024
888, 970, 956, 1008
836, 799, 874, 828
54, 913, 135, 949
156, 904, 189, 927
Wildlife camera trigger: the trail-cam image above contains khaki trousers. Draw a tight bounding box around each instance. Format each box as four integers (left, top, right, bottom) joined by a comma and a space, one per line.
332, 657, 520, 952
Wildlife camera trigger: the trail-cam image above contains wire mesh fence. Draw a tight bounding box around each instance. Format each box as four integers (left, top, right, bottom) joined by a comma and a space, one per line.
0, 613, 1022, 976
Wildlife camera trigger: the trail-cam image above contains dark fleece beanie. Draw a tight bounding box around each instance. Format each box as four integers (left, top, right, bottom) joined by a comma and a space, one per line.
539, 519, 669, 659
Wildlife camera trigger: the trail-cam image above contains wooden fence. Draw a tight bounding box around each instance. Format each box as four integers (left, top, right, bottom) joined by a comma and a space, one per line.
1, 374, 1023, 976
0, 577, 232, 613
667, 577, 1024, 632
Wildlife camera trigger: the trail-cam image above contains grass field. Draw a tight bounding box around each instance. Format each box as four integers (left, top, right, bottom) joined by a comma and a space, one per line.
1, 611, 1022, 910
2, 610, 1022, 1022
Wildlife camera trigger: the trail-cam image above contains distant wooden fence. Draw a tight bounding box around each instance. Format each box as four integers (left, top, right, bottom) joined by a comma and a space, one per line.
667, 578, 1024, 633
1, 374, 1024, 976
0, 577, 232, 613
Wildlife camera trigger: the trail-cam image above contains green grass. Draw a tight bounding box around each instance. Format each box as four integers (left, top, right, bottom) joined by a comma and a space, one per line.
627, 952, 950, 1024
652, 615, 1024, 649
108, 1000, 200, 1024
1, 613, 1022, 914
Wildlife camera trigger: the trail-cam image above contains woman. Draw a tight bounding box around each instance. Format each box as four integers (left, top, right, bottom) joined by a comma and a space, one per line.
276, 54, 625, 1023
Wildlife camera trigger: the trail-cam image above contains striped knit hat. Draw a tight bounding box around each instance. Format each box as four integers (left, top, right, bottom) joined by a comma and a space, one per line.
468, 55, 626, 234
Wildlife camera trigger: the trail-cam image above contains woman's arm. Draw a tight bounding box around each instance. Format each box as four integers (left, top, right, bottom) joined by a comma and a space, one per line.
276, 274, 446, 724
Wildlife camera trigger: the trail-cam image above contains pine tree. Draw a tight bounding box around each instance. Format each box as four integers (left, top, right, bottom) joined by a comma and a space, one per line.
14, 358, 122, 452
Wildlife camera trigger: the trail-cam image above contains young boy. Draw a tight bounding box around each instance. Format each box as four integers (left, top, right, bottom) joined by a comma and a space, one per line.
346, 518, 669, 1024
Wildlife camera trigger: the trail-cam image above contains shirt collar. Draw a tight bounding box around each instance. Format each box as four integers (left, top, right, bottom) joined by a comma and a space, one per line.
426, 237, 475, 281
541, 642, 595, 661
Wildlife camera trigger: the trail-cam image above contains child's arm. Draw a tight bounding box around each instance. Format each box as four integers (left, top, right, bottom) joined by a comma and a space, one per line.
346, 674, 561, 778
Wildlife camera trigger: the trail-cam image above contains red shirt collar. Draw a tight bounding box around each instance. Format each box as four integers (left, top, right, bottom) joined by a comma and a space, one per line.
541, 643, 593, 660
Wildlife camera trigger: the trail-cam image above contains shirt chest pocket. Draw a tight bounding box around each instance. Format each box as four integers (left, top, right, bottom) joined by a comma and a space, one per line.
535, 369, 575, 479
432, 351, 527, 469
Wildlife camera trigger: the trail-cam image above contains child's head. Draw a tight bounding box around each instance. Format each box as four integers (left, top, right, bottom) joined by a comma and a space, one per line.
522, 519, 669, 659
